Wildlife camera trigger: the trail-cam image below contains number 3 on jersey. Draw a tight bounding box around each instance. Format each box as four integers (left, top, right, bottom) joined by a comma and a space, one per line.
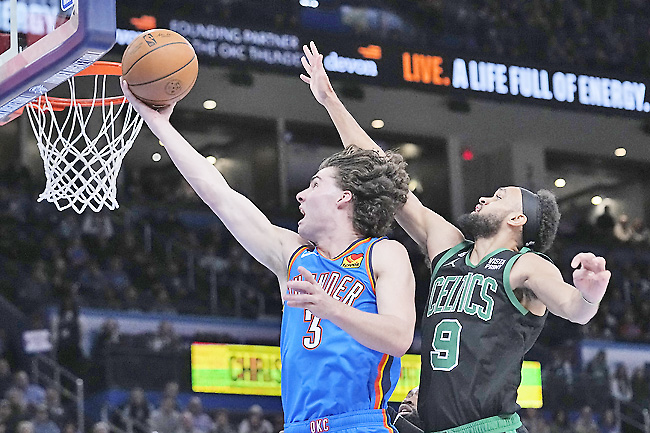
303, 309, 322, 349
430, 319, 462, 371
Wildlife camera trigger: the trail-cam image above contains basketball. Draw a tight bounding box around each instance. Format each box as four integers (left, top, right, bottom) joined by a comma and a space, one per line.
122, 29, 199, 107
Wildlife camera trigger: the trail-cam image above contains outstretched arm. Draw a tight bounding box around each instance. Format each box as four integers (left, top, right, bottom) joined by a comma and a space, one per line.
283, 240, 415, 357
301, 41, 464, 258
121, 81, 303, 277
511, 252, 611, 324
300, 41, 379, 152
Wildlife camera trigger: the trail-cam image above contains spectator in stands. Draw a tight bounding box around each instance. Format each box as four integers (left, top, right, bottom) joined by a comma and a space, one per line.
238, 405, 272, 433
150, 396, 181, 433
586, 350, 610, 387
162, 381, 182, 411
57, 214, 78, 241
198, 245, 229, 274
520, 408, 550, 433
17, 260, 52, 315
573, 405, 600, 433
618, 311, 643, 341
123, 285, 142, 312
11, 371, 45, 409
631, 366, 650, 408
6, 389, 30, 432
150, 285, 177, 314
112, 387, 152, 433
77, 259, 109, 300
31, 403, 59, 433
600, 408, 620, 433
613, 214, 632, 243
91, 319, 121, 360
54, 294, 84, 376
17, 421, 35, 433
629, 218, 650, 245
43, 388, 66, 429
610, 363, 633, 404
91, 422, 109, 433
105, 257, 131, 295
0, 359, 12, 397
148, 321, 180, 352
80, 211, 114, 254
211, 409, 235, 433
65, 236, 89, 274
595, 206, 616, 241
186, 396, 212, 433
0, 399, 12, 430
60, 422, 80, 433
176, 411, 202, 433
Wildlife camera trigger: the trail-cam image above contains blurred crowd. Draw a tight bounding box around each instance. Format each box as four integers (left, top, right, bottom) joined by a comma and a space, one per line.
0, 362, 283, 433
198, 0, 650, 78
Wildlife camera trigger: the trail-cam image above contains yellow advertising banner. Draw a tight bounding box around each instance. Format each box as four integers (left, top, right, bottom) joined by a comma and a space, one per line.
191, 344, 541, 406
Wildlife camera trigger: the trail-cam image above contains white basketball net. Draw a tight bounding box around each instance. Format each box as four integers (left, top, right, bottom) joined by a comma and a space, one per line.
26, 73, 144, 213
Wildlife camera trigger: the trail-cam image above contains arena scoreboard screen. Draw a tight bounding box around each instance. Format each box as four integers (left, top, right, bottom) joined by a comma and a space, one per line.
191, 343, 542, 407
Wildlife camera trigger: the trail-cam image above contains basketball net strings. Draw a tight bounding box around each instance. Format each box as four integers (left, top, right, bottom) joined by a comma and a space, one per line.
26, 73, 144, 213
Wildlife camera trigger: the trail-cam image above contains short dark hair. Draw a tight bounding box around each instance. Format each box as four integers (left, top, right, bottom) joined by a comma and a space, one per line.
319, 146, 410, 238
534, 189, 560, 253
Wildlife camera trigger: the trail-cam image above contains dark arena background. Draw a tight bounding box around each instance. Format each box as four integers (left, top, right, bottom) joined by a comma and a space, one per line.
0, 0, 649, 432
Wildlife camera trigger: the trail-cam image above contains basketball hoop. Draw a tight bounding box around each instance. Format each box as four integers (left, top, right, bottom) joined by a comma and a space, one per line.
25, 61, 144, 213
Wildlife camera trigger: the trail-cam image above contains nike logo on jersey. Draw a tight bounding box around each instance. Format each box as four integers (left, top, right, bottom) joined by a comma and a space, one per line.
442, 251, 468, 268
301, 250, 318, 258
443, 257, 462, 268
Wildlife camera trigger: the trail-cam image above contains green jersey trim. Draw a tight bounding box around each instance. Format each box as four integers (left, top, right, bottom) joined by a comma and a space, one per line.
431, 240, 473, 279
428, 413, 522, 433
502, 247, 553, 316
503, 253, 529, 316
464, 247, 510, 268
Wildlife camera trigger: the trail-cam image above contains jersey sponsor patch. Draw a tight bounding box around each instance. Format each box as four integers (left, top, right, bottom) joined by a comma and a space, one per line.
485, 257, 506, 270
341, 253, 364, 268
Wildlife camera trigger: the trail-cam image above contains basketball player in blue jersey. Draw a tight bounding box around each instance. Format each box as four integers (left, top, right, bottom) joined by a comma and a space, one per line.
121, 81, 416, 433
300, 42, 611, 433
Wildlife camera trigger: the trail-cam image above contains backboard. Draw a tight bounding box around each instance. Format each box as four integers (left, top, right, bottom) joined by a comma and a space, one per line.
0, 0, 116, 122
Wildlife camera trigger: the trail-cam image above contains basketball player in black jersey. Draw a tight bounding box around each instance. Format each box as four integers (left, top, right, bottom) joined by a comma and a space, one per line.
300, 42, 611, 433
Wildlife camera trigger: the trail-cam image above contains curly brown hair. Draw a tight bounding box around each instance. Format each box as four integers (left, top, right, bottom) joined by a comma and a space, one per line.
319, 146, 410, 238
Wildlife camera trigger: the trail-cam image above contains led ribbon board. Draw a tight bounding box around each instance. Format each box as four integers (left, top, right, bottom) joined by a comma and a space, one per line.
191, 343, 542, 407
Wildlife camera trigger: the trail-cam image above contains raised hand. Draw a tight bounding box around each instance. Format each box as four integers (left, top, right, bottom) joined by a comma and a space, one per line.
300, 41, 336, 106
120, 78, 176, 122
283, 265, 340, 321
571, 252, 611, 305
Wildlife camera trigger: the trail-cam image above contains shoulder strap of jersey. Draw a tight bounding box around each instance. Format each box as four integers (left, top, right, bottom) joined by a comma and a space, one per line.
502, 248, 554, 315
430, 240, 473, 278
286, 244, 312, 280
365, 237, 387, 293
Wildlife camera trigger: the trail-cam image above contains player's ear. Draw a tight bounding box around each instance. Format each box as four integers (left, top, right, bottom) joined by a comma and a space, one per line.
507, 212, 527, 228
337, 190, 353, 207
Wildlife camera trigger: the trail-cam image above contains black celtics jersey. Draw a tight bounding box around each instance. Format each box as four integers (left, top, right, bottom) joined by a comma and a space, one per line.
419, 241, 548, 432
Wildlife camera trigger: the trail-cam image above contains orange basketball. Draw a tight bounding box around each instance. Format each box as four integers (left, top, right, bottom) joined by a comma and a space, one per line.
122, 29, 198, 107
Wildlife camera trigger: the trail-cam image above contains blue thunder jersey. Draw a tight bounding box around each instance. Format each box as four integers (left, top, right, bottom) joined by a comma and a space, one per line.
280, 237, 401, 425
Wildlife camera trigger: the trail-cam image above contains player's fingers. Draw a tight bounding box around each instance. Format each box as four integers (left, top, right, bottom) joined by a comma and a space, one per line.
286, 280, 313, 294
302, 45, 311, 58
310, 40, 320, 56
297, 266, 318, 284
300, 74, 311, 84
571, 252, 596, 268
301, 56, 312, 72
596, 270, 612, 283
120, 78, 134, 98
